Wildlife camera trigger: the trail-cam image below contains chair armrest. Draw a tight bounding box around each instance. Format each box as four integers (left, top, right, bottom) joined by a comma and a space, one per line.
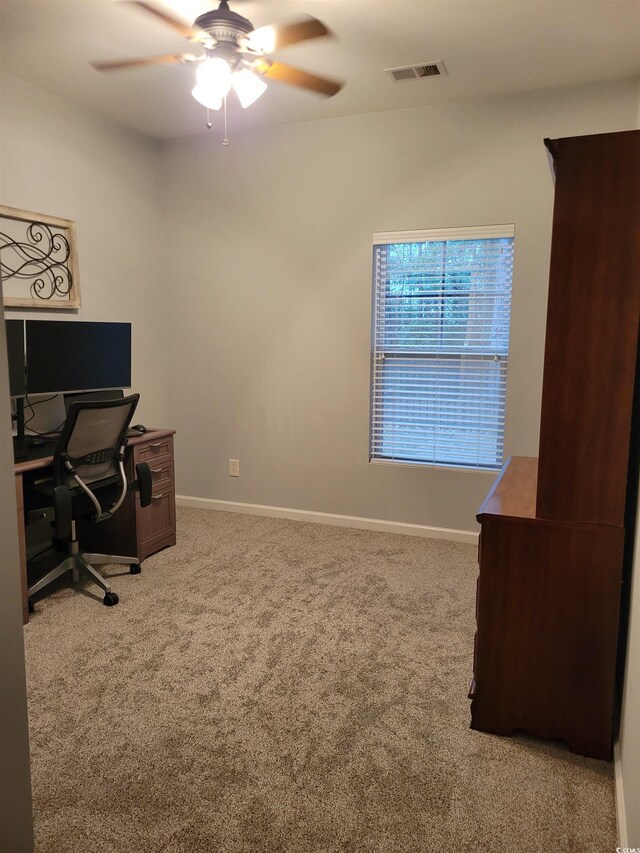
135, 463, 153, 508
53, 485, 72, 541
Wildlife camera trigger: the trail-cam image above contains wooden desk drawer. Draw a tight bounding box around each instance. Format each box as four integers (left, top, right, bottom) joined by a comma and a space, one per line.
133, 436, 173, 464
136, 481, 175, 505
136, 489, 176, 559
146, 458, 174, 491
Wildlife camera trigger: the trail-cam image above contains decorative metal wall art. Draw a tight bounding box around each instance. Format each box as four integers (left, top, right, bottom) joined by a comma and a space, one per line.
0, 205, 81, 309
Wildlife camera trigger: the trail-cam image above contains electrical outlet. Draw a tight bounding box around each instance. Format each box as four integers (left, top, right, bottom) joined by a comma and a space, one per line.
229, 458, 240, 477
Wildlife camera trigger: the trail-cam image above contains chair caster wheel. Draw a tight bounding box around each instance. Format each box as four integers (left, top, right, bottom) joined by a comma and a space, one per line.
103, 592, 119, 606
130, 564, 141, 575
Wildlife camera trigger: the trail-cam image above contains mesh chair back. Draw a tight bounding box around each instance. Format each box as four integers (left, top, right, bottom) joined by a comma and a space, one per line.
53, 394, 139, 488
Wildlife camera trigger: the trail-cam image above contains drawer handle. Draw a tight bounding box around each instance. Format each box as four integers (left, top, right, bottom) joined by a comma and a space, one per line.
150, 467, 163, 474
151, 493, 166, 501
149, 442, 163, 448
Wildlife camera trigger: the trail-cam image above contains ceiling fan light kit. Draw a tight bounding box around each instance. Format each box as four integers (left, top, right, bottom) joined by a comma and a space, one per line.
231, 68, 268, 109
192, 56, 232, 110
93, 0, 343, 144
192, 60, 267, 111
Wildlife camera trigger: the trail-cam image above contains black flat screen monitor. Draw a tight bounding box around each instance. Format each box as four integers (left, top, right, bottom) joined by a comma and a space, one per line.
26, 321, 131, 395
5, 319, 26, 398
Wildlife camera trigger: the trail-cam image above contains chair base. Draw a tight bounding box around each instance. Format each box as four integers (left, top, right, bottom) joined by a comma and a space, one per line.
28, 551, 141, 607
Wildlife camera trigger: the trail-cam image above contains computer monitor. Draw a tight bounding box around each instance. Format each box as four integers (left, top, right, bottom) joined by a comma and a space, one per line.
25, 321, 132, 395
5, 319, 26, 398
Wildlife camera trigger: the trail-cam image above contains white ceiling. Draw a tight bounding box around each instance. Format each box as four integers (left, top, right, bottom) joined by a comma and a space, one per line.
1, 0, 639, 140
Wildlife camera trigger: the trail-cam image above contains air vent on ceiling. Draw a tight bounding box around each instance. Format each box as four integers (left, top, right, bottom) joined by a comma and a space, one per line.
386, 61, 448, 82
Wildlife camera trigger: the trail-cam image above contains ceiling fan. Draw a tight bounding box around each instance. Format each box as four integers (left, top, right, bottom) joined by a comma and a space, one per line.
92, 0, 343, 116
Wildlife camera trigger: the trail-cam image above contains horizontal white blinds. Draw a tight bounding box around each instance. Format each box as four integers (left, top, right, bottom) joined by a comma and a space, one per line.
370, 228, 514, 470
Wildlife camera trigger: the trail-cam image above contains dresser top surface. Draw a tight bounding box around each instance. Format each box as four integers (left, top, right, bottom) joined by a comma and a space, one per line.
477, 456, 538, 521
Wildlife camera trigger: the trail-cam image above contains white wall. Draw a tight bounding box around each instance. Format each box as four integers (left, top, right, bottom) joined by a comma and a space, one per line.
0, 73, 170, 430
161, 77, 640, 532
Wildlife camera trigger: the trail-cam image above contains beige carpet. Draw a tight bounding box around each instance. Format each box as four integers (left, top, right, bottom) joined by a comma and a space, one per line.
24, 507, 616, 853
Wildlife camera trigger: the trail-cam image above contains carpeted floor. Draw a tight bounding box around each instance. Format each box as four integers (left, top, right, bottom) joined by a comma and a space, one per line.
23, 507, 616, 853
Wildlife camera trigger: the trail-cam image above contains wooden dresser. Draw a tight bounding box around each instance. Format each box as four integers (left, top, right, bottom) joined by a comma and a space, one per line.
472, 456, 625, 759
471, 130, 640, 760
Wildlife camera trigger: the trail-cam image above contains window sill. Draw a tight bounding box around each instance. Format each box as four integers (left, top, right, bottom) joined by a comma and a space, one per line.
369, 458, 500, 475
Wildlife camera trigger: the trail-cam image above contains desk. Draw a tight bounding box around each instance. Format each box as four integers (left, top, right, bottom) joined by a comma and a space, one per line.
15, 429, 176, 624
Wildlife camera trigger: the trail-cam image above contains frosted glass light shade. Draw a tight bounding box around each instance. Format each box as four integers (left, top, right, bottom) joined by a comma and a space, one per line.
192, 57, 232, 110
231, 69, 268, 108
246, 25, 276, 54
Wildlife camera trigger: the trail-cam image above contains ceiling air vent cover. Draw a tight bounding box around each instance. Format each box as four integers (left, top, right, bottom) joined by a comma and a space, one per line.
386, 61, 447, 82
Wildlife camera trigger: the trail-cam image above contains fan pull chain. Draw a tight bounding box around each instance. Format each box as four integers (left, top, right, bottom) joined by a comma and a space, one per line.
203, 102, 230, 146
223, 96, 230, 146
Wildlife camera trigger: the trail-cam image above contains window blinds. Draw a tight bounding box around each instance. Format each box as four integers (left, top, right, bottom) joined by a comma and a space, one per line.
370, 225, 514, 471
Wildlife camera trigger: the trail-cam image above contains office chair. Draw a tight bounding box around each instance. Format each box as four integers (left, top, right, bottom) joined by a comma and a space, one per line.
26, 394, 152, 607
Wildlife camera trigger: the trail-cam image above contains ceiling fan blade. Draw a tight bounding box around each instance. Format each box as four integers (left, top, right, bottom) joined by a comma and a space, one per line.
254, 60, 343, 97
129, 1, 209, 42
246, 17, 331, 52
91, 53, 192, 72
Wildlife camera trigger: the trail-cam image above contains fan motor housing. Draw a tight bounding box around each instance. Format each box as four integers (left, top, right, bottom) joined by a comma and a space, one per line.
194, 7, 254, 44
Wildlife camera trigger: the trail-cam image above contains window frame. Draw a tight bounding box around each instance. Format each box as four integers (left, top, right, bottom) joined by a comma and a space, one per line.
369, 224, 515, 473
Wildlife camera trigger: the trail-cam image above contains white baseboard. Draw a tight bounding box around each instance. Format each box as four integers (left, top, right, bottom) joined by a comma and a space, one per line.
175, 495, 479, 545
614, 740, 628, 848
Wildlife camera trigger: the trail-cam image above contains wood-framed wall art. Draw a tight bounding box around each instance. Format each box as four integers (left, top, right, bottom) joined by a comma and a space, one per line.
0, 204, 81, 309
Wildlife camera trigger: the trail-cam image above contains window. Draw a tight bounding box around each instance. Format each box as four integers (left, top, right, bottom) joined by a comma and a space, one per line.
370, 225, 514, 471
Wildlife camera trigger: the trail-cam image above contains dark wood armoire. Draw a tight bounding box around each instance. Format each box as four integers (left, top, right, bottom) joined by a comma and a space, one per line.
470, 130, 640, 760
